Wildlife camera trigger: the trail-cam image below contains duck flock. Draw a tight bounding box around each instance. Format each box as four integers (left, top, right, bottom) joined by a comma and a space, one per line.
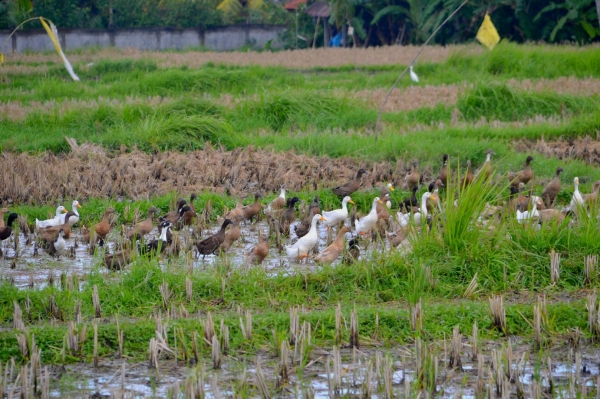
1, 150, 598, 271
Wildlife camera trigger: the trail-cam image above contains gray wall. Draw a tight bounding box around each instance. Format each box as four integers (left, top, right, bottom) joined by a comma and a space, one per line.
0, 25, 286, 53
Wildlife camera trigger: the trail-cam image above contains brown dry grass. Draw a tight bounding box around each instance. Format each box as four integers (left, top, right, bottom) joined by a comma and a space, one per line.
510, 77, 600, 96
0, 141, 415, 204
2, 45, 476, 70
355, 84, 464, 112
513, 135, 600, 165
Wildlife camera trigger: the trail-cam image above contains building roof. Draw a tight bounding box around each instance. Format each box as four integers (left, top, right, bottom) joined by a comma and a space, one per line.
305, 1, 330, 17
284, 0, 307, 11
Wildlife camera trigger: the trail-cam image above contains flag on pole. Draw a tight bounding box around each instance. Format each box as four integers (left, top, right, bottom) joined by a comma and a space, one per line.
39, 18, 80, 81
476, 13, 500, 50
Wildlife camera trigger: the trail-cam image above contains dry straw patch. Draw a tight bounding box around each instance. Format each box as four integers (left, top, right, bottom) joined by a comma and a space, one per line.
0, 141, 409, 204
3, 45, 475, 69
513, 135, 600, 165
355, 84, 464, 112
511, 77, 600, 96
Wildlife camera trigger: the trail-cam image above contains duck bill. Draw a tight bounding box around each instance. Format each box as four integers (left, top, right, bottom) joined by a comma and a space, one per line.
320, 217, 327, 221
389, 186, 395, 191
377, 200, 383, 204
349, 199, 355, 204
63, 208, 68, 212
77, 203, 82, 208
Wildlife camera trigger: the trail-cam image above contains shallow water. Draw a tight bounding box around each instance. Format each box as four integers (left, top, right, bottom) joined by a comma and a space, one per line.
0, 217, 368, 289
11, 339, 600, 398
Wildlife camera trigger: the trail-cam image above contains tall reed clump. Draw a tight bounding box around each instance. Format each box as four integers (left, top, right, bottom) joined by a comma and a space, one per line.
457, 82, 597, 122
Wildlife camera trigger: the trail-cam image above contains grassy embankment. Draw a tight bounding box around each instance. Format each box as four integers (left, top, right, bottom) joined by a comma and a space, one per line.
0, 43, 600, 366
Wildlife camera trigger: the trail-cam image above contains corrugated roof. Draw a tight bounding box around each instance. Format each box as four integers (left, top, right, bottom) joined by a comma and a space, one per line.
284, 0, 307, 11
305, 1, 330, 17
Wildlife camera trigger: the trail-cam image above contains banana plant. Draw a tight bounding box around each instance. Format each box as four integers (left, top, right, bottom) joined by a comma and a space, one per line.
534, 0, 600, 41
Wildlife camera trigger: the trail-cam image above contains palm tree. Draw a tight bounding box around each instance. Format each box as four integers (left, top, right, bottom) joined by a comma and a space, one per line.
217, 0, 264, 22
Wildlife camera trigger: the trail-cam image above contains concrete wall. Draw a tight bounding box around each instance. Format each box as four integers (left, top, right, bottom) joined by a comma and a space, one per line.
0, 25, 286, 53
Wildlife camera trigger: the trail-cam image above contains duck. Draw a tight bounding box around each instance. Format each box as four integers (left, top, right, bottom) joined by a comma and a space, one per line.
387, 227, 408, 248
395, 211, 410, 228
0, 208, 10, 228
279, 197, 300, 235
285, 214, 326, 261
508, 156, 534, 187
306, 196, 321, 216
220, 221, 241, 253
242, 192, 263, 224
266, 186, 286, 217
323, 196, 354, 229
94, 207, 116, 243
294, 204, 320, 238
583, 180, 600, 205
103, 247, 134, 271
405, 162, 420, 191
143, 221, 173, 255
516, 197, 539, 224
35, 206, 68, 229
569, 177, 585, 211
380, 183, 394, 208
413, 192, 432, 225
541, 167, 563, 208
401, 186, 419, 212
244, 229, 270, 267
181, 194, 198, 226
314, 226, 350, 265
462, 160, 474, 188
354, 197, 383, 236
59, 200, 82, 226
376, 193, 392, 221
161, 198, 187, 225
39, 211, 77, 241
195, 219, 234, 259
332, 169, 368, 197
475, 149, 495, 182
0, 213, 19, 242
428, 180, 443, 213
342, 238, 360, 264
126, 206, 159, 241
437, 154, 449, 186
225, 197, 245, 224
538, 208, 568, 224
47, 229, 67, 259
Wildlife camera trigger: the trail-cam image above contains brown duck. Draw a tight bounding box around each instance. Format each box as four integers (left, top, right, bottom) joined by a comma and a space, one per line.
161, 198, 187, 225
225, 197, 245, 224
314, 226, 350, 265
126, 207, 159, 241
181, 193, 198, 226
195, 219, 233, 259
279, 196, 300, 235
0, 213, 18, 242
541, 167, 563, 208
294, 204, 319, 238
332, 169, 367, 197
39, 211, 77, 241
103, 247, 134, 271
437, 154, 449, 186
508, 156, 534, 187
583, 180, 600, 204
220, 221, 241, 253
462, 160, 474, 187
244, 230, 269, 267
94, 207, 116, 242
404, 162, 420, 191
242, 193, 263, 224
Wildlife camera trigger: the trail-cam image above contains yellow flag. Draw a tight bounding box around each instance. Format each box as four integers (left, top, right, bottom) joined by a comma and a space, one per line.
39, 18, 79, 81
476, 13, 500, 50
0, 53, 4, 64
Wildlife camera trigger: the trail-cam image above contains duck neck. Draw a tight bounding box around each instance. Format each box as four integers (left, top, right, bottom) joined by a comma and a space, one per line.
279, 189, 286, 198
159, 227, 169, 241
574, 182, 579, 193
421, 196, 428, 216
486, 153, 491, 162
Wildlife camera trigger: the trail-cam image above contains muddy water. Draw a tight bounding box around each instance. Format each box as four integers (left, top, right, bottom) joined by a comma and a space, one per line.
8, 339, 600, 398
0, 218, 370, 289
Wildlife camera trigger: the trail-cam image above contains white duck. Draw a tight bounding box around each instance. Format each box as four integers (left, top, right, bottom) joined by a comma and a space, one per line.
569, 177, 585, 210
53, 229, 67, 258
323, 196, 354, 228
395, 211, 410, 228
413, 192, 432, 225
36, 206, 68, 229
354, 197, 383, 235
59, 200, 82, 225
517, 196, 540, 224
286, 213, 326, 261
